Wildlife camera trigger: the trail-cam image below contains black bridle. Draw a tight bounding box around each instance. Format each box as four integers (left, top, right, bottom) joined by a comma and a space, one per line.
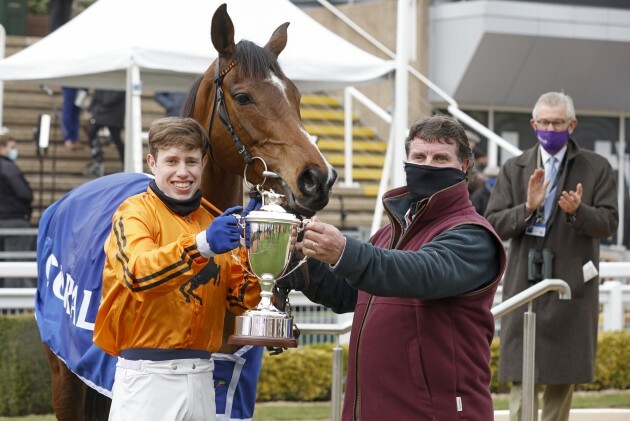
207, 57, 254, 165
207, 57, 298, 208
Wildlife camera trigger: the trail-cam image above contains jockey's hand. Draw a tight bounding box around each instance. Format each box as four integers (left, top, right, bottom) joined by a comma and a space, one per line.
206, 206, 243, 254
242, 193, 262, 218
238, 193, 262, 248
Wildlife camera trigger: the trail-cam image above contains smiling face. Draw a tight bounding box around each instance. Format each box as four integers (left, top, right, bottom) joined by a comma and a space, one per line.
147, 147, 208, 200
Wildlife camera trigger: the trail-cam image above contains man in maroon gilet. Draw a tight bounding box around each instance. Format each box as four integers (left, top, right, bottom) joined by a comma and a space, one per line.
278, 115, 506, 420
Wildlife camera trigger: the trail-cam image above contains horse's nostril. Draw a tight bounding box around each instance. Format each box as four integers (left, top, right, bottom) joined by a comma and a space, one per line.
298, 167, 320, 195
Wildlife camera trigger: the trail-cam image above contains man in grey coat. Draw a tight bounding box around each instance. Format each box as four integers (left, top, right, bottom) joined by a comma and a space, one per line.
485, 91, 618, 421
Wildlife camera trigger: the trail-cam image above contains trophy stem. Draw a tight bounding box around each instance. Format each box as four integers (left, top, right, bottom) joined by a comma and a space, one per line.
258, 274, 276, 311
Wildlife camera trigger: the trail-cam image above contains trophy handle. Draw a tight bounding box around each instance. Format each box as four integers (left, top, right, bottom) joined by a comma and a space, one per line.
275, 254, 308, 281
297, 218, 311, 233
230, 249, 254, 278
275, 217, 311, 281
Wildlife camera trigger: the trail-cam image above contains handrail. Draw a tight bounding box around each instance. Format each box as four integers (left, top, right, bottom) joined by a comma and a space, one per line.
343, 87, 392, 187
491, 278, 571, 319
491, 278, 571, 421
298, 320, 353, 421
315, 0, 519, 153
314, 0, 522, 231
315, 0, 395, 61
297, 321, 352, 336
447, 106, 523, 157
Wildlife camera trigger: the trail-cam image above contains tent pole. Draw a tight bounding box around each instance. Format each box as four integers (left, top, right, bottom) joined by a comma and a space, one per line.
392, 0, 411, 187
125, 64, 143, 173
0, 25, 5, 129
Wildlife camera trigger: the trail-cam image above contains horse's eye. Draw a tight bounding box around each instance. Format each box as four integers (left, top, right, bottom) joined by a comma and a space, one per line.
234, 93, 252, 105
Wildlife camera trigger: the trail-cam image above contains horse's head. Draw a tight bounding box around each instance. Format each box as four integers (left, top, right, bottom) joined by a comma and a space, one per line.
185, 4, 337, 217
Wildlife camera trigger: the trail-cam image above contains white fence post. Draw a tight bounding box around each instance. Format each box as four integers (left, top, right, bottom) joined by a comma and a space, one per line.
601, 281, 624, 331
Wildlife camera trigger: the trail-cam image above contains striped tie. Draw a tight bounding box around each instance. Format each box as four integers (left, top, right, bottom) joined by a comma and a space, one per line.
543, 157, 558, 224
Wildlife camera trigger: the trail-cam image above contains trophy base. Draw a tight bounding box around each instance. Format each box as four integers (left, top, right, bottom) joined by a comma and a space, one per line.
228, 334, 298, 348
228, 308, 298, 348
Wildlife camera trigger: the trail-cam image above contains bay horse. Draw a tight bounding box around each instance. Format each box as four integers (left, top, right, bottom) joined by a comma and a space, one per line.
36, 4, 336, 420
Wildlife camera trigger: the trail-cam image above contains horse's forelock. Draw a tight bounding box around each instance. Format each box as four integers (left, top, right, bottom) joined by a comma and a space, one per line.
234, 40, 285, 81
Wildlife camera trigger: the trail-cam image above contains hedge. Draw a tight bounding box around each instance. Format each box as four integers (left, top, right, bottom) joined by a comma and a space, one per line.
0, 314, 53, 416
1, 315, 629, 415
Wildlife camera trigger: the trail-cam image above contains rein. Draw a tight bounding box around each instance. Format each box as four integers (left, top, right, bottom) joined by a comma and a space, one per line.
208, 57, 254, 165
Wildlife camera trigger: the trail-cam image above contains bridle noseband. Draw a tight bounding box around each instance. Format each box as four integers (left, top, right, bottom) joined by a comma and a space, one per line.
207, 57, 254, 165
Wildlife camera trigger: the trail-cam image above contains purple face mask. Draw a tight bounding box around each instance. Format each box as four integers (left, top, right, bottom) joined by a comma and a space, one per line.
535, 129, 569, 154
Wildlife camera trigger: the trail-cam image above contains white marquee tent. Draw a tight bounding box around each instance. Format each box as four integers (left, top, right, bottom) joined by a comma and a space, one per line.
0, 0, 394, 171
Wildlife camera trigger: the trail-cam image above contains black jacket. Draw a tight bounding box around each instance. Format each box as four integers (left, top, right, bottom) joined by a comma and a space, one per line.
89, 90, 126, 127
0, 156, 33, 220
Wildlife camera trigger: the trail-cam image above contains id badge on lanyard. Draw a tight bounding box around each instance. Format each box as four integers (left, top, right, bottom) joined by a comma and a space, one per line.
525, 148, 560, 238
526, 216, 547, 237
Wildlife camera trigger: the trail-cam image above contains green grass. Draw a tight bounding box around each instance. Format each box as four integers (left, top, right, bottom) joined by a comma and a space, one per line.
492, 390, 630, 411
254, 402, 332, 420
2, 391, 629, 420
254, 392, 630, 419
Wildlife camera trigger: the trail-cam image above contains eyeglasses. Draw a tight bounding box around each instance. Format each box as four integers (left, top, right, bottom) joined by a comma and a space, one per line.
535, 119, 570, 130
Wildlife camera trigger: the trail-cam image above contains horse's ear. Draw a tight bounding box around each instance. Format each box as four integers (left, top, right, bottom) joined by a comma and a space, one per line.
265, 22, 289, 58
211, 3, 235, 58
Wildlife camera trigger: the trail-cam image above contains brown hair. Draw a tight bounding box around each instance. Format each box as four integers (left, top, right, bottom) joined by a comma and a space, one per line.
0, 133, 15, 148
147, 117, 209, 158
405, 115, 474, 180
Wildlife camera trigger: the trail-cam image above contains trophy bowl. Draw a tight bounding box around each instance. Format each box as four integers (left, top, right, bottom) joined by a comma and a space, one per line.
228, 194, 302, 348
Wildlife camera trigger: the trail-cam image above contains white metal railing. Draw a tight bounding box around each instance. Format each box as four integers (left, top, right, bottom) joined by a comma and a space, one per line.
1, 260, 629, 421
343, 87, 392, 187
298, 320, 352, 421
316, 0, 520, 233
492, 279, 572, 421
2, 262, 630, 329
320, 0, 629, 247
0, 229, 37, 260
0, 23, 4, 128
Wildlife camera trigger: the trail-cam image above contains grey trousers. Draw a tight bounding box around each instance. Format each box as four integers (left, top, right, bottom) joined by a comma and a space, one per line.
509, 382, 574, 421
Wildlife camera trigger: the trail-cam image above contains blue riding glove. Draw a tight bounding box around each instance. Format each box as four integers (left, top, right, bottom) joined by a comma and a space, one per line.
242, 194, 262, 217
206, 205, 243, 254
240, 194, 262, 247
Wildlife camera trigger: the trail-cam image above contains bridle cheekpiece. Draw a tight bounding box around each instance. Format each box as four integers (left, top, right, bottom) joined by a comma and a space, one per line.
208, 57, 254, 165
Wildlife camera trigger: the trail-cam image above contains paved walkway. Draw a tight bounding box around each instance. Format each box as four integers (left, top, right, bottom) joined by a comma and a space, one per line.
494, 408, 630, 420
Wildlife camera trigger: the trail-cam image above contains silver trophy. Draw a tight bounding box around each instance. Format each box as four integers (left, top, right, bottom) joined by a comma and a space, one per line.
228, 190, 306, 348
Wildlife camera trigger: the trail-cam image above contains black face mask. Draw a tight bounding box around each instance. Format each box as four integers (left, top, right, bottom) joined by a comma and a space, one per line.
149, 180, 202, 216
404, 162, 465, 204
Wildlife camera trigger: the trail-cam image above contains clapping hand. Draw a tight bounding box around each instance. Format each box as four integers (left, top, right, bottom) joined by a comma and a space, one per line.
526, 168, 550, 211
559, 183, 583, 215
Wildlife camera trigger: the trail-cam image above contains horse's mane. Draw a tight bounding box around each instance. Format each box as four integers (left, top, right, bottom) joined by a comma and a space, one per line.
180, 40, 286, 120
181, 75, 203, 118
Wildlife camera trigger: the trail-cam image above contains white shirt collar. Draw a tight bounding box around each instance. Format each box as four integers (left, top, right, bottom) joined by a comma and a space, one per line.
540, 143, 567, 167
